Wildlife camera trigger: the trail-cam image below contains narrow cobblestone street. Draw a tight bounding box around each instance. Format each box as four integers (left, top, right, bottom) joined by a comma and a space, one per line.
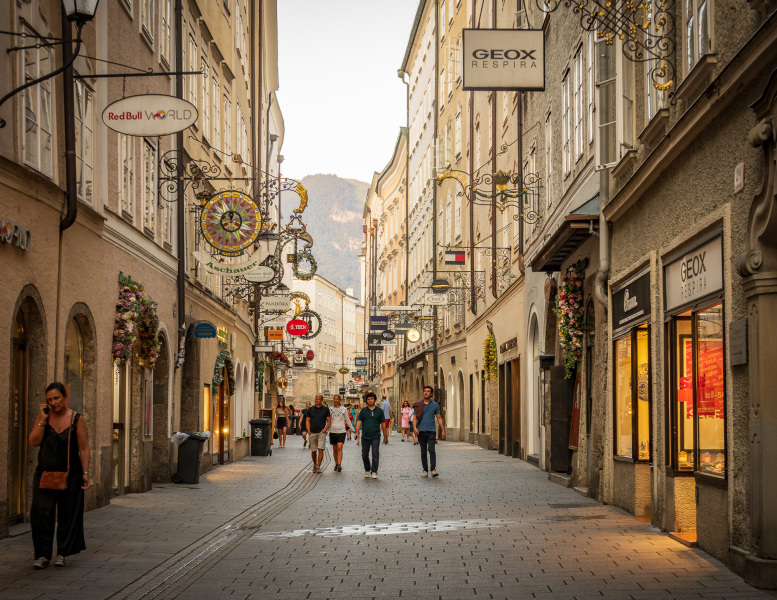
0, 436, 771, 600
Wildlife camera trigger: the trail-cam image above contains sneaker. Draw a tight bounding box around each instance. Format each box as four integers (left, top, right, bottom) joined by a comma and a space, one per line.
431, 471, 439, 478
371, 472, 378, 479
53, 555, 66, 567
33, 557, 49, 569
422, 471, 428, 478
303, 440, 307, 448
364, 471, 370, 478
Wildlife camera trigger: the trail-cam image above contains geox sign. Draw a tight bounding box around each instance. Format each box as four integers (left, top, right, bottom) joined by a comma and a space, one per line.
102, 95, 198, 136
462, 29, 545, 91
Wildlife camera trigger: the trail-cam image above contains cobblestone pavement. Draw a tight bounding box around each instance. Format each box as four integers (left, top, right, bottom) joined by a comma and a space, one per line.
0, 435, 773, 600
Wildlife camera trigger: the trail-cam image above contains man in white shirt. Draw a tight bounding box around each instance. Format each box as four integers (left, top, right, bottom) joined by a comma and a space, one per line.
380, 396, 392, 443
329, 395, 353, 472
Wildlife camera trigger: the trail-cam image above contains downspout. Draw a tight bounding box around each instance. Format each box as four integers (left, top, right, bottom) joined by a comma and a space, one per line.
595, 168, 610, 307
469, 0, 476, 316
432, 0, 440, 401
490, 0, 497, 299
175, 0, 185, 362
60, 13, 77, 232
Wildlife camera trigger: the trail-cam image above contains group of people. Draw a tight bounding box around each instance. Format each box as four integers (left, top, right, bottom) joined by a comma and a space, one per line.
23, 381, 446, 572
276, 386, 445, 480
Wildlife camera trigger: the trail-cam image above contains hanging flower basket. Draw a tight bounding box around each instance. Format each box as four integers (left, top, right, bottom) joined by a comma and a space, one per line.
112, 284, 161, 369
212, 350, 236, 396
483, 333, 498, 381
554, 265, 585, 378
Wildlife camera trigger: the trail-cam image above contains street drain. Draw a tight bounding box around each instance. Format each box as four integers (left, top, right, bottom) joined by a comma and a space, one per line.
548, 502, 598, 509
471, 460, 505, 463
546, 514, 607, 521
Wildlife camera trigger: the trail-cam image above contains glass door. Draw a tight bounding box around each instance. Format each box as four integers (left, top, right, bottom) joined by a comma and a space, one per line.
112, 363, 127, 496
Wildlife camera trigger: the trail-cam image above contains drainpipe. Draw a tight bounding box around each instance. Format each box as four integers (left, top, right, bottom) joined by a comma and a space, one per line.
595, 168, 610, 308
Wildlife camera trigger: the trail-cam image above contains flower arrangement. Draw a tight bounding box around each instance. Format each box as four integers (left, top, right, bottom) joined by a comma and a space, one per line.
256, 361, 266, 396
113, 284, 161, 369
554, 265, 585, 378
212, 350, 236, 396
269, 351, 290, 366
483, 333, 498, 381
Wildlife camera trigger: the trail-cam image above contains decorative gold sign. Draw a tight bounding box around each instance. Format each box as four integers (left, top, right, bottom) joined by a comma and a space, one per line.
200, 190, 261, 257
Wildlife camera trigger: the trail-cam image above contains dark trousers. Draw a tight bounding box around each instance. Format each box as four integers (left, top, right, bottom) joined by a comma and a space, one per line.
418, 431, 437, 471
31, 471, 86, 560
361, 437, 380, 473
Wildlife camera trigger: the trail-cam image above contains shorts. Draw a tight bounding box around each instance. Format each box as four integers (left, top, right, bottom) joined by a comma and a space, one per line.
308, 432, 326, 450
384, 419, 391, 428
329, 432, 346, 445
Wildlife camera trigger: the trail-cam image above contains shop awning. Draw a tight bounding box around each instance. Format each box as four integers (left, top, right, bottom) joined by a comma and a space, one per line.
530, 194, 600, 272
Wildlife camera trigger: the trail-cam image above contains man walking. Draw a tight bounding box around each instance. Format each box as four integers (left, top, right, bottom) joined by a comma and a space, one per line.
328, 395, 353, 472
355, 392, 387, 479
414, 385, 445, 477
300, 401, 311, 448
380, 396, 392, 443
306, 395, 330, 473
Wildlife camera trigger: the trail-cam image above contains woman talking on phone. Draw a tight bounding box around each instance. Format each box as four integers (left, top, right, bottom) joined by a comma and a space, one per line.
28, 382, 91, 569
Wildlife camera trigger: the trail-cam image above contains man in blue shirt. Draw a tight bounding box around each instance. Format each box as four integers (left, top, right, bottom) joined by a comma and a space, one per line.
413, 385, 446, 477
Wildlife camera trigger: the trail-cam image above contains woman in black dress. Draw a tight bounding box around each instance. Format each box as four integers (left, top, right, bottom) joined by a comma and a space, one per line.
28, 382, 91, 569
275, 399, 288, 448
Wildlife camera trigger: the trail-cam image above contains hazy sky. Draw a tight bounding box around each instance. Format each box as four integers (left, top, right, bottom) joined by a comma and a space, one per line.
276, 1, 419, 184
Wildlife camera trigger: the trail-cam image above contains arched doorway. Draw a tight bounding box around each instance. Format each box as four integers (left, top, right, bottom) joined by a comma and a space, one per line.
457, 370, 465, 441
10, 288, 48, 526
152, 335, 170, 483
212, 351, 234, 465
446, 373, 455, 428
527, 312, 541, 459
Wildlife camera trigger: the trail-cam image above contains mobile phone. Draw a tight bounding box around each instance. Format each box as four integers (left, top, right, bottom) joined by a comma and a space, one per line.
43, 405, 50, 415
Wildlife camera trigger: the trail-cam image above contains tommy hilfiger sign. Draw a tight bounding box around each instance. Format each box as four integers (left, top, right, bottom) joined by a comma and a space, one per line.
612, 271, 651, 333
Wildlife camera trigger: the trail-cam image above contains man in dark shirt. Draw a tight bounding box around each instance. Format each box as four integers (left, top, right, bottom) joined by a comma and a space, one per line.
356, 392, 388, 479
306, 395, 331, 473
300, 401, 311, 448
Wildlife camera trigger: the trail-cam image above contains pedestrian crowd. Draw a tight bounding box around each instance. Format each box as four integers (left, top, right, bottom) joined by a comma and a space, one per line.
273, 386, 445, 480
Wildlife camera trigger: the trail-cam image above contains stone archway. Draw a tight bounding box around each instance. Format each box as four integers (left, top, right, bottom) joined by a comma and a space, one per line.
152, 333, 170, 483
63, 303, 100, 507
8, 285, 48, 533
180, 331, 200, 432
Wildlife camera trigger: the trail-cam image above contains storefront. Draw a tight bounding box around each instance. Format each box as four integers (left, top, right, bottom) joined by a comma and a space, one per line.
662, 231, 726, 541
611, 267, 652, 517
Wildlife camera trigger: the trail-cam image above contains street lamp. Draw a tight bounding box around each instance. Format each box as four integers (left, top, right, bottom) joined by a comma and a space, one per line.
61, 0, 101, 24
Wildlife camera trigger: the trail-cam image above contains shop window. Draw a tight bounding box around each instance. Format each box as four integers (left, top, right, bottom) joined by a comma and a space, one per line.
668, 302, 725, 477
64, 318, 84, 414
613, 324, 650, 461
203, 384, 211, 453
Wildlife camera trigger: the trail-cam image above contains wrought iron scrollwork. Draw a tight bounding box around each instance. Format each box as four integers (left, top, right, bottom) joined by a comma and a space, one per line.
537, 0, 676, 101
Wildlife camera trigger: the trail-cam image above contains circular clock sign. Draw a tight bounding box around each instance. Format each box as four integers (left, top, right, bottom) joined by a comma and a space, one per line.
200, 190, 261, 257
406, 327, 421, 343
286, 319, 310, 336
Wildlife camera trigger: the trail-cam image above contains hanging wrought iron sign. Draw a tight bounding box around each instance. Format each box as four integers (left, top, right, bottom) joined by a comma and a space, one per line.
200, 190, 262, 257
537, 0, 676, 100
102, 95, 198, 136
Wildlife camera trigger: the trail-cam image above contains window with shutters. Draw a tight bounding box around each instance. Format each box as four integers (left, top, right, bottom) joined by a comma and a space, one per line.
562, 71, 571, 175
595, 37, 635, 167
212, 76, 220, 150
160, 0, 171, 65
454, 107, 462, 159
119, 134, 135, 218
446, 193, 452, 245
142, 139, 157, 233
224, 92, 231, 157
574, 47, 584, 160
545, 112, 552, 210
684, 0, 711, 75
22, 34, 54, 177
74, 79, 93, 204
201, 58, 210, 138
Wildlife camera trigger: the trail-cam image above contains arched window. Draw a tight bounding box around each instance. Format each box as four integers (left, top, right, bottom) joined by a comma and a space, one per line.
64, 318, 84, 413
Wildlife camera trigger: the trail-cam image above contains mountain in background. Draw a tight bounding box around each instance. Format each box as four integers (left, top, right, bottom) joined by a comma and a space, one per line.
292, 174, 368, 301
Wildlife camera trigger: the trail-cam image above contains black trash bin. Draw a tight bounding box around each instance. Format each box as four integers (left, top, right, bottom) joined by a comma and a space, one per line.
249, 419, 272, 456
173, 432, 208, 484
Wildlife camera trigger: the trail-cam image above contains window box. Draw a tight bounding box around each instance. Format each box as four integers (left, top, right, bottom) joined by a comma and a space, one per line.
638, 108, 670, 148
675, 54, 717, 107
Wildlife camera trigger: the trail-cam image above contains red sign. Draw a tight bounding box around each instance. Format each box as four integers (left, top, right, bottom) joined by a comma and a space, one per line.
286, 320, 309, 336
306, 350, 314, 361
697, 340, 724, 419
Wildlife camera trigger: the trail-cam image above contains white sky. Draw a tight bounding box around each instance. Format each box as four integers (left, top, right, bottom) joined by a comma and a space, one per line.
276, 1, 419, 184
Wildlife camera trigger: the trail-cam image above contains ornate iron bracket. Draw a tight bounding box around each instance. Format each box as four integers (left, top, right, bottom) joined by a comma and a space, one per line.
437, 169, 542, 227
537, 0, 677, 102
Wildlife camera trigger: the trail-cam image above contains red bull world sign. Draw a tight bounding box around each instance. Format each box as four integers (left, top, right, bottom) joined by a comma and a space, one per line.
102, 94, 198, 136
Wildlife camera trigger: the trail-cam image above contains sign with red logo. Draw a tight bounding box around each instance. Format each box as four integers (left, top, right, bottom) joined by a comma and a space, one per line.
306, 350, 314, 361
286, 320, 309, 336
102, 94, 198, 136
